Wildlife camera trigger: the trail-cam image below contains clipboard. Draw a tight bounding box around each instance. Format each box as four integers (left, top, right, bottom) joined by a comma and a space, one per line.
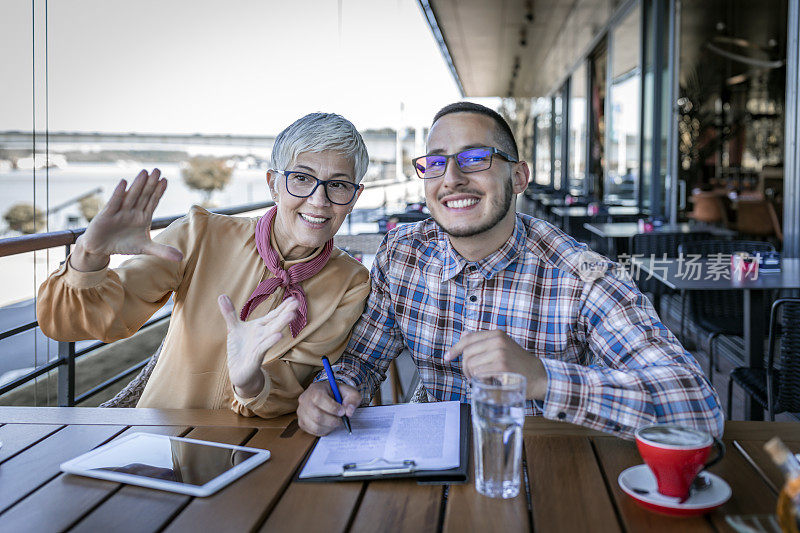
296, 403, 470, 484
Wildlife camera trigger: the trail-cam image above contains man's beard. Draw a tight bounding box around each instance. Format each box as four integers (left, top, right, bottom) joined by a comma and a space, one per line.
433, 177, 514, 238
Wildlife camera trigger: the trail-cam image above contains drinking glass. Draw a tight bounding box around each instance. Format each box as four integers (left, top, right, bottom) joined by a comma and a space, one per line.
471, 372, 526, 499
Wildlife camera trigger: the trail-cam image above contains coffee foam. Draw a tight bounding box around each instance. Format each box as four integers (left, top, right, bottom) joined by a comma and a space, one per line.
637, 425, 711, 447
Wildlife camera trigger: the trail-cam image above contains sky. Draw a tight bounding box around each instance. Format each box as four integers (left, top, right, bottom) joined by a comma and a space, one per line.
0, 0, 463, 135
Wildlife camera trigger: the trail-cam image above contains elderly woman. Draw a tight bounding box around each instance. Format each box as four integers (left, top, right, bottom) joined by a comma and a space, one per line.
37, 113, 371, 418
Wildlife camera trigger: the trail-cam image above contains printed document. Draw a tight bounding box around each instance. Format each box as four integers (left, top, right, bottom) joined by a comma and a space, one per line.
299, 401, 461, 478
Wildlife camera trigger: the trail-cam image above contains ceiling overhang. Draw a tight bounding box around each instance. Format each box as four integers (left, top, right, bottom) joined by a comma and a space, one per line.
418, 0, 611, 98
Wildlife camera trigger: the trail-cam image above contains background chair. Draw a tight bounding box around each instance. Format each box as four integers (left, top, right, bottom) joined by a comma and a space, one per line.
100, 342, 163, 407
734, 199, 783, 243
677, 240, 776, 379
727, 297, 800, 420
688, 191, 729, 226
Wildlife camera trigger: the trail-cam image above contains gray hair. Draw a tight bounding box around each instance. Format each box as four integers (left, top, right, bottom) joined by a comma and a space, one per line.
271, 113, 369, 183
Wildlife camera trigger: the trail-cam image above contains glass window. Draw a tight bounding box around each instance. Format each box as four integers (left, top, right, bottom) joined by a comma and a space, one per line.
0, 0, 64, 405
46, 1, 270, 226
568, 63, 588, 197
605, 4, 641, 206
679, 0, 786, 209
534, 99, 552, 186
1, 0, 36, 245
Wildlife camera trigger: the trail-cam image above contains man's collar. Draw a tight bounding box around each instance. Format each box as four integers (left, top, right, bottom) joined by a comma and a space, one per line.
440, 215, 525, 282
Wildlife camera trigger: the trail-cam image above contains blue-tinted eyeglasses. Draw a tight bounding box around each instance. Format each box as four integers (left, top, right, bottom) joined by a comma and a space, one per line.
412, 147, 518, 179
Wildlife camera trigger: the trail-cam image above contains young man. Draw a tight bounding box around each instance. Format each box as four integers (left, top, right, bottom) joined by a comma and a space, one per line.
297, 102, 723, 439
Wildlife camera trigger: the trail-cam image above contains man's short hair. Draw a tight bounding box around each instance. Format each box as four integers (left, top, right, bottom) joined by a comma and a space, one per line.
271, 112, 369, 183
432, 102, 519, 159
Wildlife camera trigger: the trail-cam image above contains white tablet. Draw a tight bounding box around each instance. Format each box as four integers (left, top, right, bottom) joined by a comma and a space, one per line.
60, 432, 270, 497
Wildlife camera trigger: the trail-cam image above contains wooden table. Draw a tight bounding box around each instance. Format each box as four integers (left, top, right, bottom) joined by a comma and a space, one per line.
0, 407, 796, 532
634, 258, 800, 420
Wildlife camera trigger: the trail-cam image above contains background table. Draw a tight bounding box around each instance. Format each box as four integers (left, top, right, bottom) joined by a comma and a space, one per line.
0, 407, 796, 532
551, 206, 640, 223
583, 222, 736, 257
548, 206, 640, 248
527, 195, 571, 221
634, 258, 800, 419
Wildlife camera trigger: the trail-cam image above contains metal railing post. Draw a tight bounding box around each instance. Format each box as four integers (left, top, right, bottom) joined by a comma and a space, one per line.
57, 340, 76, 406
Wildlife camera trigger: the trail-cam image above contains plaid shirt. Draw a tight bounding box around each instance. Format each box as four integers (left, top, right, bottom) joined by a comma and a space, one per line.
321, 215, 723, 439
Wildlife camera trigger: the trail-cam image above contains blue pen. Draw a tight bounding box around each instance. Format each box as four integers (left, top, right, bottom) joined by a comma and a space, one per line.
321, 356, 352, 434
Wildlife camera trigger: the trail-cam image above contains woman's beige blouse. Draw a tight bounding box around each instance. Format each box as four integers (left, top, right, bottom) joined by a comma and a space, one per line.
37, 206, 370, 418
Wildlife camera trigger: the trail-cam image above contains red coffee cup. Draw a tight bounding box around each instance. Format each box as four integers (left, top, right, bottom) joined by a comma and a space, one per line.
635, 424, 725, 499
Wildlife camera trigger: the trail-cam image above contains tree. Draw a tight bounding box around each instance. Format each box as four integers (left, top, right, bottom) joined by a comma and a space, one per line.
4, 203, 45, 234
181, 156, 233, 206
78, 194, 103, 222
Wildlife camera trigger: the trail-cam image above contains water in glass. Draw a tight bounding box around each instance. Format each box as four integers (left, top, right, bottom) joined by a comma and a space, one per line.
471, 373, 526, 499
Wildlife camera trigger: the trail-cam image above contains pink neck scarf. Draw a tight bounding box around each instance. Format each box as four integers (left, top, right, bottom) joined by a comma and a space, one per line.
240, 206, 333, 337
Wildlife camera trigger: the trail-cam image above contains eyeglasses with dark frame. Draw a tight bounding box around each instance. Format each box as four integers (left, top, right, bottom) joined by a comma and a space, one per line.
412, 146, 519, 179
274, 170, 359, 205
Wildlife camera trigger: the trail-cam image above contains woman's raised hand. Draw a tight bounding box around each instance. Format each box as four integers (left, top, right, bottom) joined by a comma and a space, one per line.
217, 294, 300, 398
71, 169, 183, 272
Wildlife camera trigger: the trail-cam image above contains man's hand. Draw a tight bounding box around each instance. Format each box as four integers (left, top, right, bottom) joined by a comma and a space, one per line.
71, 169, 183, 272
297, 380, 360, 436
444, 330, 548, 400
217, 294, 299, 398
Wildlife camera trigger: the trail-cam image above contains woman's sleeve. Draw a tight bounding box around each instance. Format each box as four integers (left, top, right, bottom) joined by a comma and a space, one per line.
36, 209, 206, 343
231, 264, 371, 418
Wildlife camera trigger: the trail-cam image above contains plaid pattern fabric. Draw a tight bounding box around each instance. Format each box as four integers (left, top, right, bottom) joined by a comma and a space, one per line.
320, 215, 723, 439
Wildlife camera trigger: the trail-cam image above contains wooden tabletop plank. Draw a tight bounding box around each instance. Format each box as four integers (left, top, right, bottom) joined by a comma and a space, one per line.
0, 410, 792, 438
523, 419, 800, 440
704, 438, 783, 531
2, 425, 188, 532
260, 481, 365, 533
0, 407, 295, 428
69, 426, 253, 533
0, 424, 125, 515
349, 480, 442, 533
591, 436, 713, 533
0, 423, 62, 464
442, 458, 529, 532
722, 422, 800, 442
524, 435, 621, 532
523, 418, 607, 437
733, 440, 800, 496
166, 424, 317, 532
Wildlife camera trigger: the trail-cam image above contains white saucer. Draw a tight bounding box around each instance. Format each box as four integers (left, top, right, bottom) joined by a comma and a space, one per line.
618, 464, 731, 516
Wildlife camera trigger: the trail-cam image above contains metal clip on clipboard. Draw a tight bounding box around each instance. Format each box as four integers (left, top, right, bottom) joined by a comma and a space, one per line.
342, 458, 417, 477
